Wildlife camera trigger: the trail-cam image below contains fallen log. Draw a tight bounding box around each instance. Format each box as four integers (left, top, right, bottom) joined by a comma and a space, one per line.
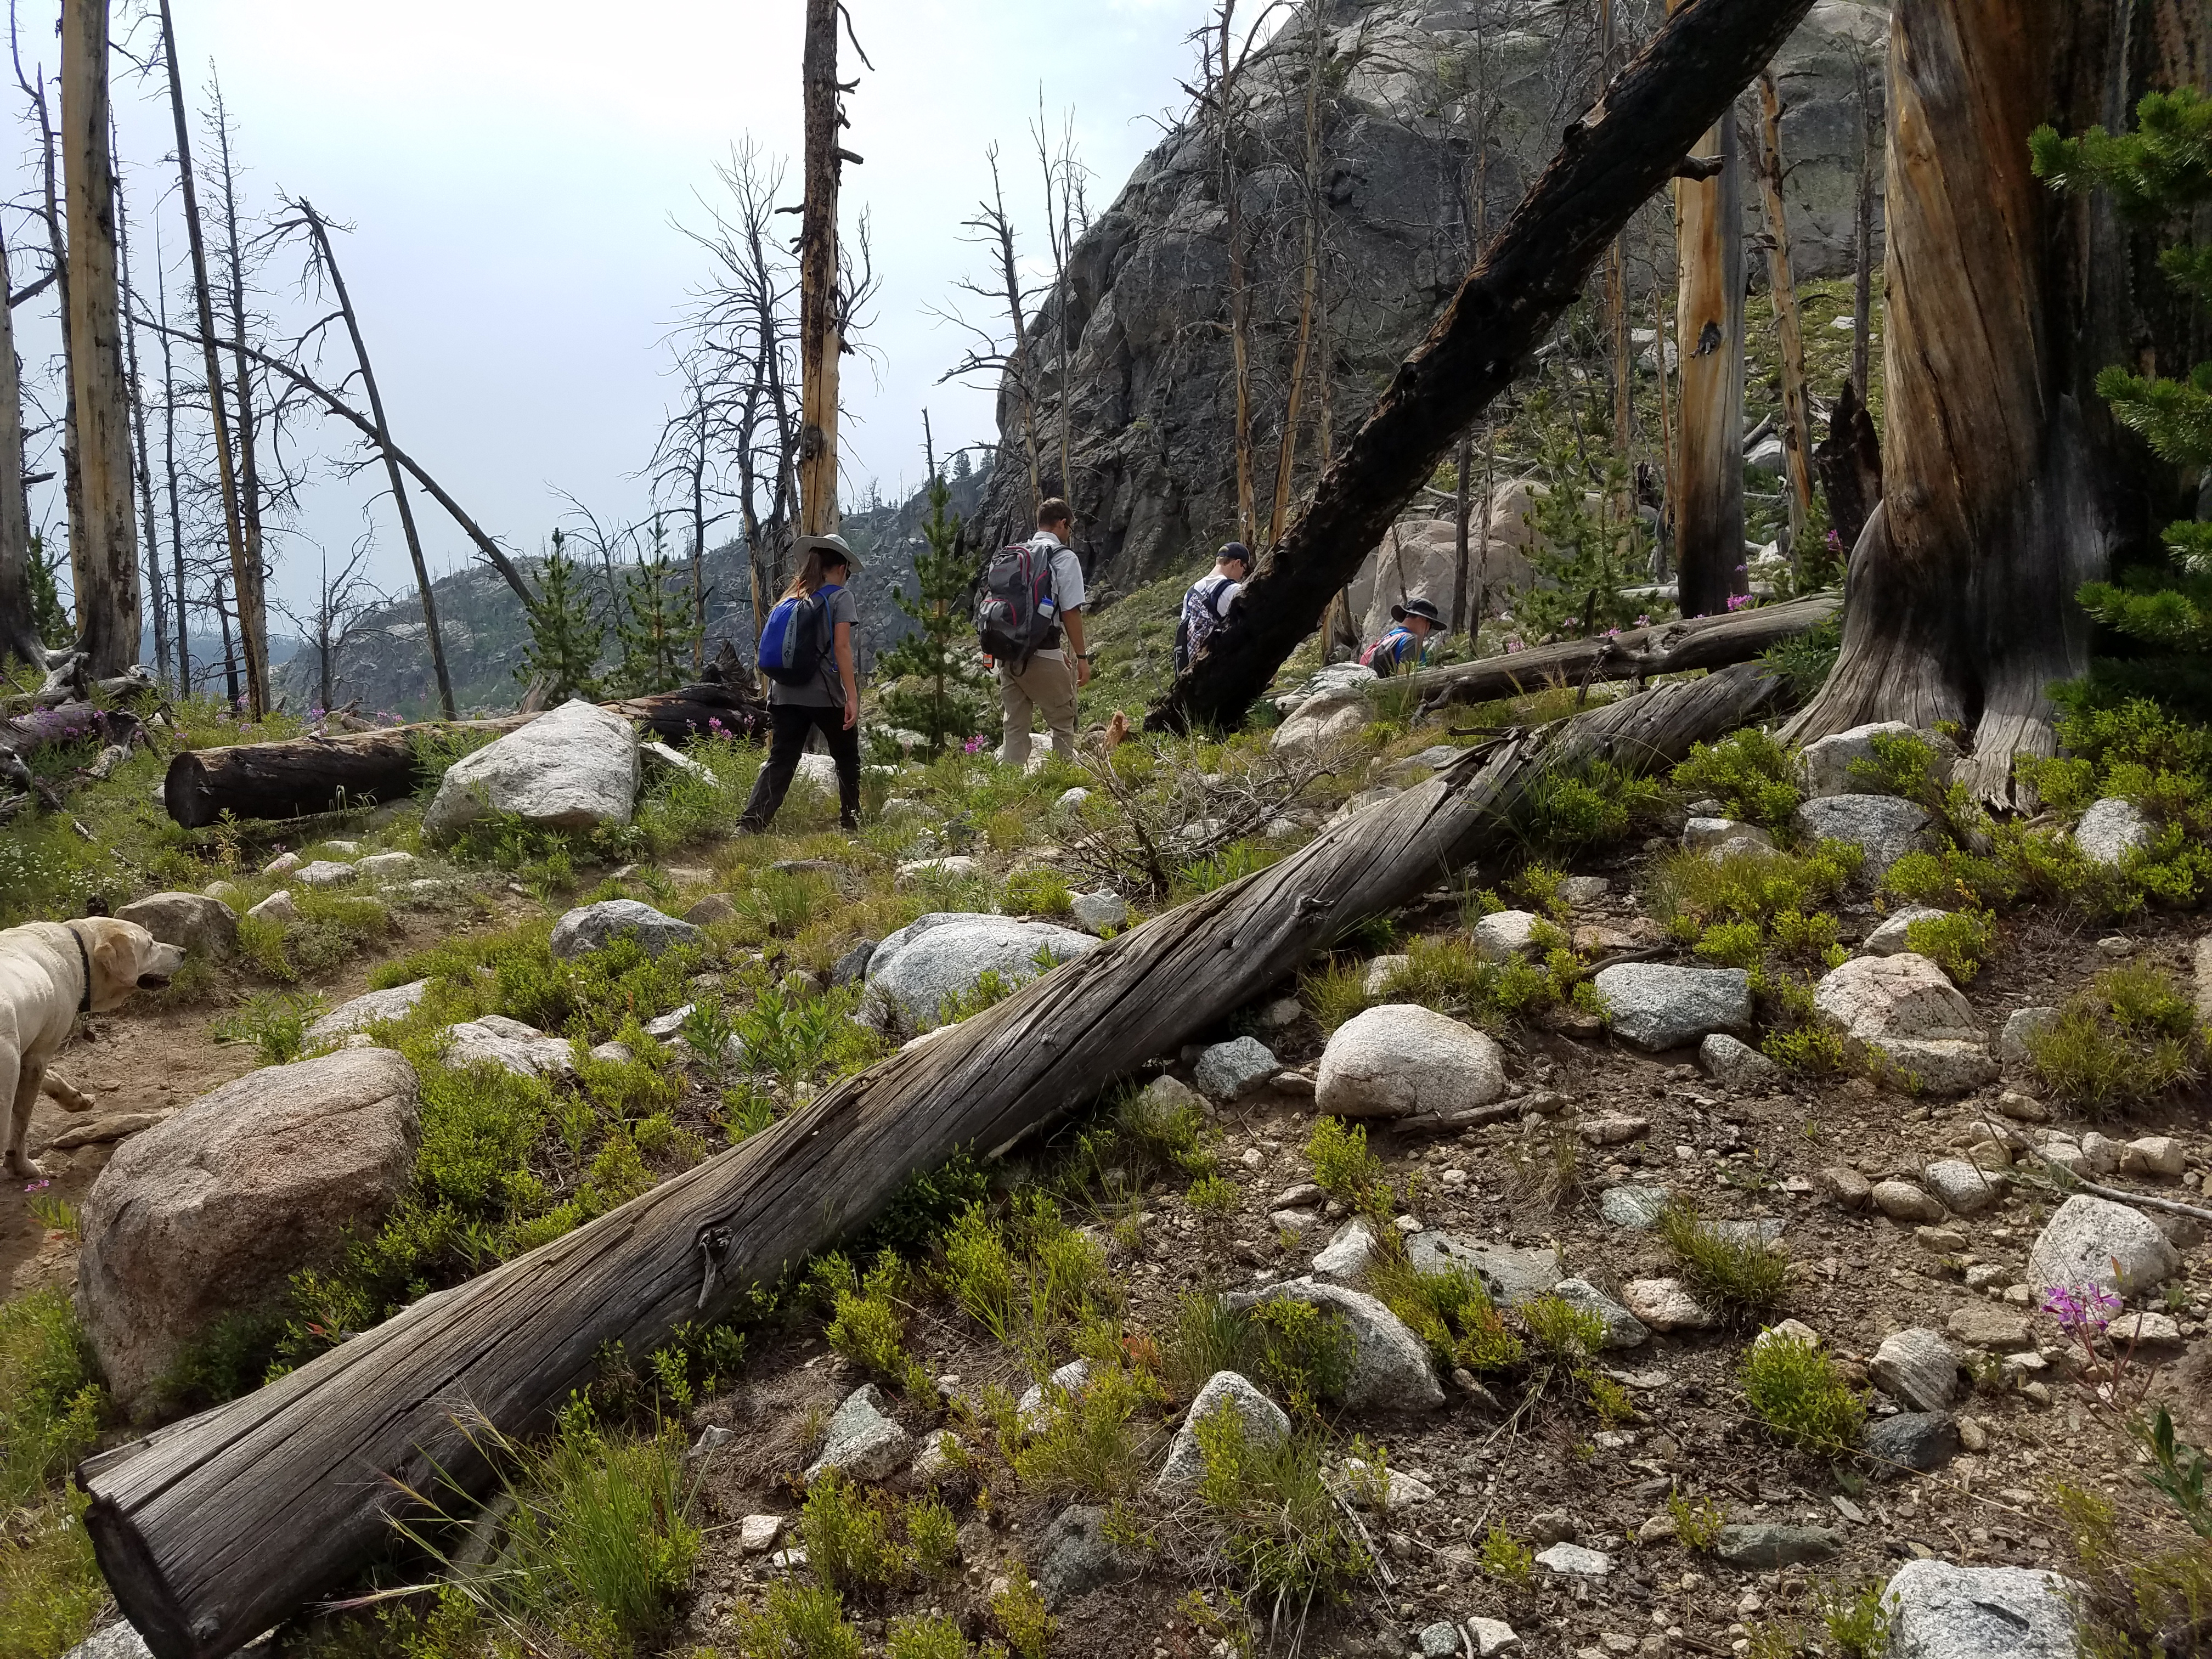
1148, 0, 1819, 735
162, 687, 769, 829
1386, 591, 1836, 714
81, 661, 1791, 1659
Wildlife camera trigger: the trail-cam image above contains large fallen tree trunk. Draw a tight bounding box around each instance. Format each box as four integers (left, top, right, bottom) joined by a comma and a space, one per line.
1358, 591, 1837, 715
1148, 0, 1817, 735
83, 662, 1791, 1659
162, 687, 769, 828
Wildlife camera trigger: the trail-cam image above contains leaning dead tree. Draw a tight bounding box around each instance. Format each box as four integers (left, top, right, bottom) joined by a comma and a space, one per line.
1150, 0, 1820, 732
59, 0, 138, 676
1784, 0, 2208, 801
84, 662, 1791, 1659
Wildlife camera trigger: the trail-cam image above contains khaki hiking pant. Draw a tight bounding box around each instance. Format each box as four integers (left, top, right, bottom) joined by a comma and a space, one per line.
999, 649, 1079, 766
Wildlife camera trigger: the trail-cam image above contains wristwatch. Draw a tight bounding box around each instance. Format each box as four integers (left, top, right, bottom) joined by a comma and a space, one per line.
1077, 653, 1093, 661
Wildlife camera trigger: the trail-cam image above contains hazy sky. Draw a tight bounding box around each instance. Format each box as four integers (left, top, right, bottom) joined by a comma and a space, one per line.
16, 0, 1210, 616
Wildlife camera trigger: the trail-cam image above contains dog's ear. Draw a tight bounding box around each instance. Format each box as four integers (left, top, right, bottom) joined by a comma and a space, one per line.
84, 919, 170, 1006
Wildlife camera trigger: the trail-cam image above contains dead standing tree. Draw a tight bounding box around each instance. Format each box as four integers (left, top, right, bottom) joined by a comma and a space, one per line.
280, 196, 457, 718
796, 0, 870, 538
59, 0, 139, 676
1784, 0, 2209, 800
273, 539, 383, 714
117, 156, 169, 686
12, 10, 83, 606
1671, 44, 1746, 618
645, 345, 733, 672
205, 76, 273, 703
1752, 69, 1815, 565
155, 0, 257, 715
1151, 0, 1821, 733
0, 208, 39, 666
932, 144, 1042, 511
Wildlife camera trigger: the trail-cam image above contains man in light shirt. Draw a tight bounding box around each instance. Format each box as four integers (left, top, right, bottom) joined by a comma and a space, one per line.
1000, 497, 1090, 766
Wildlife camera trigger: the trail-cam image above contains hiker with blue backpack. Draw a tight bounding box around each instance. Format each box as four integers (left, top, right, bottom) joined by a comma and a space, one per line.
1173, 541, 1250, 673
1363, 596, 1442, 675
977, 497, 1090, 766
738, 535, 863, 833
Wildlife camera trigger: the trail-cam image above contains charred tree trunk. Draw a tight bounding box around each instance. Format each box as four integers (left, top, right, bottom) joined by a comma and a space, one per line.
0, 218, 40, 668
1673, 92, 1746, 617
157, 0, 258, 716
1784, 0, 2208, 802
59, 0, 138, 677
1812, 377, 1882, 562
211, 93, 269, 705
1149, 0, 1818, 732
117, 160, 167, 689
1753, 72, 1815, 561
796, 0, 844, 538
1451, 430, 1472, 634
87, 662, 1791, 1659
298, 201, 456, 719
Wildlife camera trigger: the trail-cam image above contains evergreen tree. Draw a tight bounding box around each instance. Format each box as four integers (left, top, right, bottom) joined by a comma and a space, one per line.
613, 516, 700, 698
516, 528, 606, 702
876, 476, 989, 756
2033, 88, 2212, 719
27, 534, 70, 649
1504, 388, 1665, 645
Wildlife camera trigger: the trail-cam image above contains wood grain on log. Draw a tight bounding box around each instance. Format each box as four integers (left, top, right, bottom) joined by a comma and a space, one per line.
84, 663, 1791, 1659
1148, 0, 1819, 733
161, 689, 768, 828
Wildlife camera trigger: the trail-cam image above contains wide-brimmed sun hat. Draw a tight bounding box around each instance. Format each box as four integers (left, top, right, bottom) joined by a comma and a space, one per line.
1391, 597, 1443, 626
799, 532, 861, 572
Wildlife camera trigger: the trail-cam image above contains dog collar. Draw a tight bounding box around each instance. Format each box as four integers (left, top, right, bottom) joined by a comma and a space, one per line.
63, 923, 91, 1014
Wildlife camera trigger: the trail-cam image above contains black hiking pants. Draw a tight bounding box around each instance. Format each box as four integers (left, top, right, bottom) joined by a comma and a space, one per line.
740, 702, 862, 831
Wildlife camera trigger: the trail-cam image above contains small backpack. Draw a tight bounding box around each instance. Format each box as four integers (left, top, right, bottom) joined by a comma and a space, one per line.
757, 582, 842, 686
1173, 575, 1235, 673
977, 542, 1056, 670
1360, 627, 1413, 675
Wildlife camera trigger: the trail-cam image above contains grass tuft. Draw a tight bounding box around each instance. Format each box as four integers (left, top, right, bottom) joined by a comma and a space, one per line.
1656, 1199, 1789, 1324
1740, 1335, 1865, 1453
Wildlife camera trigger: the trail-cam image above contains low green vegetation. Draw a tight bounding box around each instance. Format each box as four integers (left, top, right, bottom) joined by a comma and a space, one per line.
1193, 1410, 1368, 1601
1673, 728, 1803, 827
1740, 1334, 1865, 1453
1901, 907, 1997, 984
0, 1293, 107, 1659
1657, 1199, 1790, 1325
2027, 962, 2207, 1115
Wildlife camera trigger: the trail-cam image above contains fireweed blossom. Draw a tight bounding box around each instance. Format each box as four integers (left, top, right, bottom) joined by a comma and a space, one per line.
2042, 1282, 2122, 1336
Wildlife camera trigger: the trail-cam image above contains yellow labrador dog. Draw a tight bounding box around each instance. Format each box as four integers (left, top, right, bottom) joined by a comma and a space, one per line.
1, 918, 185, 1178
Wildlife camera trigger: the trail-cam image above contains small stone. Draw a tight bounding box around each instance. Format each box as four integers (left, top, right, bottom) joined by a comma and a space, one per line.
2123, 1136, 2186, 1177
293, 860, 359, 889
2079, 1132, 2123, 1173
1407, 1233, 1560, 1304
1469, 1619, 1521, 1658
1554, 1278, 1649, 1348
1534, 1542, 1612, 1577
2098, 934, 2135, 957
1362, 953, 1412, 997
357, 850, 417, 877
1017, 1360, 1092, 1429
684, 893, 740, 927
2026, 1195, 2180, 1296
1579, 1114, 1650, 1146
1194, 1037, 1281, 1102
262, 850, 301, 876
1883, 1560, 2079, 1659
1865, 906, 1948, 956
1714, 1523, 1842, 1567
1313, 1216, 1383, 1278
588, 1041, 634, 1065
1560, 876, 1610, 906
1683, 817, 1775, 856
1600, 1184, 1671, 1229
1527, 1508, 1577, 1544
2075, 796, 2153, 865
1697, 1032, 1781, 1087
738, 1514, 783, 1554
1316, 1003, 1508, 1119
897, 855, 984, 883
804, 1384, 913, 1483
1821, 1166, 1874, 1210
1793, 793, 1934, 881
1863, 1411, 1963, 1478
1417, 1622, 1464, 1659
1622, 1278, 1712, 1331
1157, 1372, 1290, 1493
1999, 1012, 2059, 1079
912, 1429, 967, 1482
1257, 996, 1302, 1030
1035, 1504, 1141, 1609
1923, 1159, 2005, 1216
2108, 1310, 2185, 1346
1916, 1225, 1968, 1253
1472, 910, 1548, 962
550, 899, 702, 961
1339, 1457, 1434, 1509
1945, 1306, 2031, 1351
1957, 1418, 1988, 1452
1591, 963, 1754, 1051
1071, 889, 1128, 933
1871, 1328, 1959, 1412
246, 889, 298, 926
1963, 1263, 2009, 1289
1872, 1181, 1947, 1224
1752, 1318, 1822, 1352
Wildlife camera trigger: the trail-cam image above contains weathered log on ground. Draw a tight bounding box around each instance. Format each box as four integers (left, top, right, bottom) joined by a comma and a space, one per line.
1352, 591, 1836, 714
82, 663, 1792, 1659
1147, 0, 1819, 735
162, 688, 769, 828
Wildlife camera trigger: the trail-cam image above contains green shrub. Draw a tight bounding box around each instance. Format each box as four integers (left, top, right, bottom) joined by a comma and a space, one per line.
1816, 1579, 1889, 1659
1002, 868, 1075, 918
1657, 1199, 1789, 1324
1517, 758, 1671, 854
210, 989, 322, 1065
1477, 1524, 1534, 1587
1194, 1409, 1368, 1601
821, 1252, 912, 1379
1903, 908, 1997, 983
888, 1613, 974, 1659
733, 1583, 865, 1659
2028, 962, 2206, 1115
1299, 956, 1370, 1035
990, 1571, 1056, 1659
802, 1471, 908, 1590
1650, 841, 1861, 945
1011, 1359, 1162, 1500
1740, 1335, 1865, 1453
1762, 1024, 1848, 1075
906, 1499, 961, 1578
1368, 1261, 1523, 1373
1667, 1491, 1725, 1551
1673, 729, 1802, 827
0, 1289, 104, 1510
1305, 1118, 1389, 1214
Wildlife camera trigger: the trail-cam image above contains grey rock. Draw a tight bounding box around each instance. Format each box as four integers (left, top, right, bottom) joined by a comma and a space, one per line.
1714, 1523, 1841, 1567
1945, 1306, 2031, 1351
1793, 793, 1934, 879
588, 1041, 634, 1065
425, 698, 638, 840
1923, 1158, 2005, 1216
859, 912, 1098, 1035
1533, 1542, 1611, 1577
1592, 963, 1753, 1051
116, 890, 239, 958
1684, 817, 1777, 859
2076, 796, 2153, 866
1799, 721, 1926, 798
1416, 1623, 1463, 1659
830, 938, 877, 988
444, 1015, 575, 1080
1407, 1231, 1559, 1305
1813, 952, 1994, 1093
63, 1626, 152, 1659
1471, 909, 1547, 961
1316, 1003, 1507, 1119
640, 740, 715, 783
1018, 1359, 1093, 1429
77, 1049, 420, 1412
804, 1384, 913, 1483
1863, 1412, 1960, 1478
684, 893, 740, 927
1599, 1185, 1670, 1230
307, 979, 430, 1045
2026, 1194, 2180, 1297
912, 1427, 967, 1483
2000, 1007, 2059, 1075
293, 860, 359, 888
1884, 1560, 2079, 1659
1271, 694, 1369, 760
1035, 1504, 1141, 1608
1224, 1277, 1444, 1410
1697, 1032, 1781, 1087
245, 888, 298, 926
1552, 1277, 1649, 1349
1872, 1180, 1948, 1224
1468, 1618, 1522, 1657
1865, 905, 1948, 955
1156, 1372, 1290, 1493
1871, 1328, 1959, 1412
896, 855, 983, 884
1313, 1216, 1383, 1278
357, 850, 419, 878
1361, 953, 1411, 997
1622, 1278, 1712, 1331
1138, 1074, 1207, 1119
1559, 876, 1611, 906
1055, 786, 1091, 811
550, 899, 702, 961
1194, 1036, 1282, 1102
1071, 889, 1128, 933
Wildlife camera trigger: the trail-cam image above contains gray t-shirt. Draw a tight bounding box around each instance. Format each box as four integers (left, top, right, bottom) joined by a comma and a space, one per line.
769, 583, 859, 708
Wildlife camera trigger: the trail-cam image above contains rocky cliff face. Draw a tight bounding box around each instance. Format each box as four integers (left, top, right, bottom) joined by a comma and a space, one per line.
974, 0, 1887, 602
276, 465, 991, 719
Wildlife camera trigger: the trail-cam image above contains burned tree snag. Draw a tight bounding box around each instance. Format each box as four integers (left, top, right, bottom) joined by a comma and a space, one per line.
1150, 0, 1818, 732
1753, 71, 1815, 562
1672, 80, 1746, 618
796, 0, 851, 538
